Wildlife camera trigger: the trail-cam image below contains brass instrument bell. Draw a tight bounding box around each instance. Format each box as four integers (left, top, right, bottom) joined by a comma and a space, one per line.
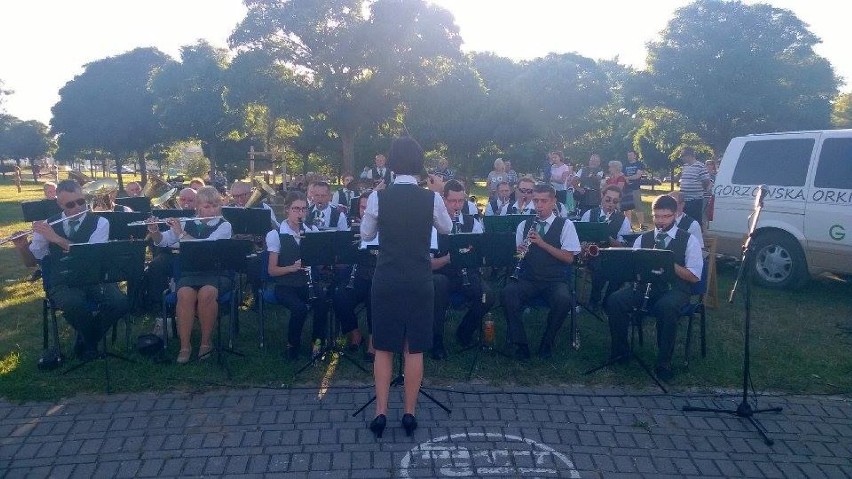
141, 173, 170, 198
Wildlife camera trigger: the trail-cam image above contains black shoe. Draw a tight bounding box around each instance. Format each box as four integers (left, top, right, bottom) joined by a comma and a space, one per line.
538, 341, 553, 359
401, 413, 417, 436
27, 268, 42, 283
513, 343, 530, 360
284, 345, 300, 360
654, 366, 674, 382
369, 414, 386, 439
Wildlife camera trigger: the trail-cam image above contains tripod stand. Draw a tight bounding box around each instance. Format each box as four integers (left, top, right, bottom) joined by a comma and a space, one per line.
352, 354, 451, 418
682, 186, 781, 446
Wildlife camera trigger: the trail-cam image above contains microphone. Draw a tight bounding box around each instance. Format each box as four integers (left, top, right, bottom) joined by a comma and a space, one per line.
756, 185, 769, 208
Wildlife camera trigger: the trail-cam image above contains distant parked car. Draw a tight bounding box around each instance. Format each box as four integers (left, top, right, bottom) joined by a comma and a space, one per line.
110, 165, 134, 174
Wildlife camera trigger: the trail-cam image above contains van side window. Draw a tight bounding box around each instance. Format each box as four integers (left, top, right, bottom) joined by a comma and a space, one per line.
814, 138, 852, 189
731, 139, 814, 186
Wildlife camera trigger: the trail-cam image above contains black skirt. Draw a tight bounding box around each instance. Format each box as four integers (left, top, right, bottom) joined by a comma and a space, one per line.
371, 277, 434, 354
176, 273, 232, 292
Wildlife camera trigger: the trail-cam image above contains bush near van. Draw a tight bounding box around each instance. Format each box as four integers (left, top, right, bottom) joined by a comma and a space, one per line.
709, 130, 852, 289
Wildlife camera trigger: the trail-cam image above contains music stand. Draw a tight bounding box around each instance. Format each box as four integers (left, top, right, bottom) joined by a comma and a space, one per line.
352, 354, 452, 419
222, 207, 273, 235
294, 231, 369, 376
59, 240, 146, 393
584, 247, 674, 393
21, 199, 61, 222
572, 222, 611, 320
92, 211, 149, 240
115, 196, 152, 214
482, 214, 533, 233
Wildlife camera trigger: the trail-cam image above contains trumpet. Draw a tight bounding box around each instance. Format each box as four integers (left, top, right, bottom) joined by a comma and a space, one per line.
127, 215, 222, 226
510, 224, 537, 281
0, 209, 89, 246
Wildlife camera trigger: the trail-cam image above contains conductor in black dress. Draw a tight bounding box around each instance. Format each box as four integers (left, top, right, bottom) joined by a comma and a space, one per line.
359, 136, 452, 438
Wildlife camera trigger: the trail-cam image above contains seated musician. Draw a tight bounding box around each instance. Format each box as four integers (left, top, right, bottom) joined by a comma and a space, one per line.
510, 177, 536, 215
605, 195, 702, 382
332, 191, 377, 359
147, 186, 232, 364
264, 191, 329, 360
93, 189, 133, 212
307, 181, 349, 230
484, 181, 513, 216
580, 184, 633, 309
331, 173, 357, 210
189, 177, 206, 190
500, 183, 580, 360
25, 180, 130, 359
177, 187, 196, 210
668, 191, 705, 249
230, 181, 279, 227
125, 181, 142, 197
431, 180, 494, 359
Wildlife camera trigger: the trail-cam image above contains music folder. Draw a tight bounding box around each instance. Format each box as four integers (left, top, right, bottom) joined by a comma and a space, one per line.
598, 247, 676, 286
21, 199, 62, 222
439, 233, 483, 269
482, 214, 533, 233
221, 207, 272, 236
299, 231, 337, 267
92, 211, 149, 240
574, 222, 611, 243
62, 240, 147, 285
178, 239, 253, 275
115, 196, 152, 214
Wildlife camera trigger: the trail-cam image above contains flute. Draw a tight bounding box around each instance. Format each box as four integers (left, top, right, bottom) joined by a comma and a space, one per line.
0, 209, 89, 245
128, 215, 222, 226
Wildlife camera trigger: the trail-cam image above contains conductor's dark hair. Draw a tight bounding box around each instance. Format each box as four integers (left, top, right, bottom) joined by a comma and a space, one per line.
284, 190, 307, 209
387, 136, 424, 176
443, 179, 466, 197
653, 194, 678, 213
533, 183, 556, 197
56, 179, 82, 194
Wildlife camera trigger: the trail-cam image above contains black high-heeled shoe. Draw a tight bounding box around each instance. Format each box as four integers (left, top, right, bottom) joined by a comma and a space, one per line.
401, 413, 417, 436
369, 414, 386, 438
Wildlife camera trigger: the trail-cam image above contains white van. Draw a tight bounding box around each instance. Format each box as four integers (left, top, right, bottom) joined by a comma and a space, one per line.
709, 129, 852, 289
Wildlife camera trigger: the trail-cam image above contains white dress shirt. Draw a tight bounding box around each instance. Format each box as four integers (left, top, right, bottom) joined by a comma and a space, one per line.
360, 175, 452, 241
157, 218, 232, 247
632, 228, 703, 279
265, 220, 319, 253
675, 213, 705, 249
309, 203, 349, 231
580, 209, 633, 243
514, 213, 581, 253
29, 212, 109, 260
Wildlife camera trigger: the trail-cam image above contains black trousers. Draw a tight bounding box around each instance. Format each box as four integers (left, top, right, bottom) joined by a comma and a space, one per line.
605, 285, 689, 368
49, 283, 129, 351
684, 198, 704, 227
433, 272, 495, 339
332, 277, 372, 335
500, 279, 572, 347
272, 284, 329, 347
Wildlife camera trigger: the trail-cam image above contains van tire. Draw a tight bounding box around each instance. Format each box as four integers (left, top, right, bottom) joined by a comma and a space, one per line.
751, 231, 808, 289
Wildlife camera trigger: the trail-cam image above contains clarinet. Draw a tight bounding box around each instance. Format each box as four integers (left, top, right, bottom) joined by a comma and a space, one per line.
346, 264, 358, 289
299, 221, 317, 300
510, 224, 536, 281
452, 214, 471, 287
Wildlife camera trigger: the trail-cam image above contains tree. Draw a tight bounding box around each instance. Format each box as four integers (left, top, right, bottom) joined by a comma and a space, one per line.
0, 115, 54, 161
832, 92, 852, 128
150, 41, 239, 174
229, 0, 463, 174
51, 47, 171, 187
646, 0, 838, 152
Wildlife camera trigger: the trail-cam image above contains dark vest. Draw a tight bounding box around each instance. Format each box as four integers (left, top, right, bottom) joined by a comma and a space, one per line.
489, 199, 511, 216
588, 207, 626, 240
639, 228, 691, 293
521, 217, 570, 282
371, 167, 392, 185
45, 213, 101, 286
676, 214, 696, 233
183, 218, 224, 239
275, 233, 308, 287
375, 184, 434, 283
309, 205, 343, 229
435, 214, 475, 277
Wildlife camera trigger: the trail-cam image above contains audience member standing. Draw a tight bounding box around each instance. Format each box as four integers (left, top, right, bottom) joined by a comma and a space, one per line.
678, 147, 711, 228
623, 150, 647, 228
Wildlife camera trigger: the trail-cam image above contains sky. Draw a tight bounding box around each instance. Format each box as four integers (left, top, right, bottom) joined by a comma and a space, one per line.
0, 0, 848, 126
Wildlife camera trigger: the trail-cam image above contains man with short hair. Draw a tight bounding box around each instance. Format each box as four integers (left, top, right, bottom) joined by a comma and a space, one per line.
668, 191, 704, 249
574, 154, 604, 213
308, 181, 349, 230
125, 181, 142, 197
485, 181, 513, 216
623, 151, 646, 228
367, 154, 393, 186
332, 174, 357, 210
177, 187, 197, 210
230, 180, 278, 226
510, 177, 536, 215
27, 180, 129, 358
605, 195, 702, 381
430, 180, 493, 360
678, 147, 711, 227
500, 184, 580, 360
581, 185, 633, 308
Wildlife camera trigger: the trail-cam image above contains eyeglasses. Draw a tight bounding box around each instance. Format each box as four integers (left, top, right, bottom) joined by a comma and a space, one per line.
63, 198, 86, 209
518, 188, 533, 194
289, 206, 308, 212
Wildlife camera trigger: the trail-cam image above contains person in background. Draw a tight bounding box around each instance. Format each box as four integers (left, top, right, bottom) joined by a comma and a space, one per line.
510, 177, 536, 215
603, 160, 627, 192
177, 187, 197, 210
14, 164, 22, 193
668, 191, 705, 250
485, 181, 513, 216
548, 151, 573, 205
623, 150, 646, 229
580, 185, 633, 310
433, 157, 455, 181
486, 158, 508, 200
189, 178, 206, 191
125, 181, 142, 197
367, 154, 393, 188
43, 181, 57, 200
573, 154, 604, 214
678, 147, 711, 228
332, 173, 357, 211
703, 158, 718, 227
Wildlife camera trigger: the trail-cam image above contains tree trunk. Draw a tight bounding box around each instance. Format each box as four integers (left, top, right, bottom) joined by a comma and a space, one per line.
137, 149, 148, 185
341, 129, 356, 177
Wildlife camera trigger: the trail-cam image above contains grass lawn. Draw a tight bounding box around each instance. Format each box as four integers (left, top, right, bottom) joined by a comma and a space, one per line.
0, 178, 850, 402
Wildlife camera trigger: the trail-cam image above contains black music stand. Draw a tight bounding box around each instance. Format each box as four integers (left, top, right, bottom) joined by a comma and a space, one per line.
222, 207, 273, 235
151, 209, 196, 232
92, 211, 149, 240
21, 199, 62, 222
573, 222, 612, 321
176, 239, 253, 378
482, 214, 533, 233
294, 230, 369, 376
59, 240, 146, 393
584, 248, 675, 393
115, 196, 152, 214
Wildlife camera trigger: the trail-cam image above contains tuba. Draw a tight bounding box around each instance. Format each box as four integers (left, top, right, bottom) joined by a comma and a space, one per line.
142, 173, 170, 198
151, 187, 178, 209
82, 178, 119, 211
69, 170, 92, 186
245, 178, 278, 208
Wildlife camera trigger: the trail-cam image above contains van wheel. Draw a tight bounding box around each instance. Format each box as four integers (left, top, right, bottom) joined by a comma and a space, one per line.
751, 231, 807, 289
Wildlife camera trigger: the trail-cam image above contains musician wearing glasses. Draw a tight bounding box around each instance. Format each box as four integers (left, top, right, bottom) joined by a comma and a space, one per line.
484, 181, 513, 216
177, 187, 197, 210
605, 195, 702, 382
147, 186, 232, 364
26, 180, 129, 359
580, 185, 633, 310
510, 177, 536, 215
264, 191, 329, 360
430, 180, 493, 360
307, 181, 349, 231
500, 184, 580, 360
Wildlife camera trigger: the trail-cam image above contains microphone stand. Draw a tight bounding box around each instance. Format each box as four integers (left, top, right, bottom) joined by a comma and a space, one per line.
682, 186, 781, 446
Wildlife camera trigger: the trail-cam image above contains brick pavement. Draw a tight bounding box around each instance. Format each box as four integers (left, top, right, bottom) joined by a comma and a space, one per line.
1, 385, 850, 478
